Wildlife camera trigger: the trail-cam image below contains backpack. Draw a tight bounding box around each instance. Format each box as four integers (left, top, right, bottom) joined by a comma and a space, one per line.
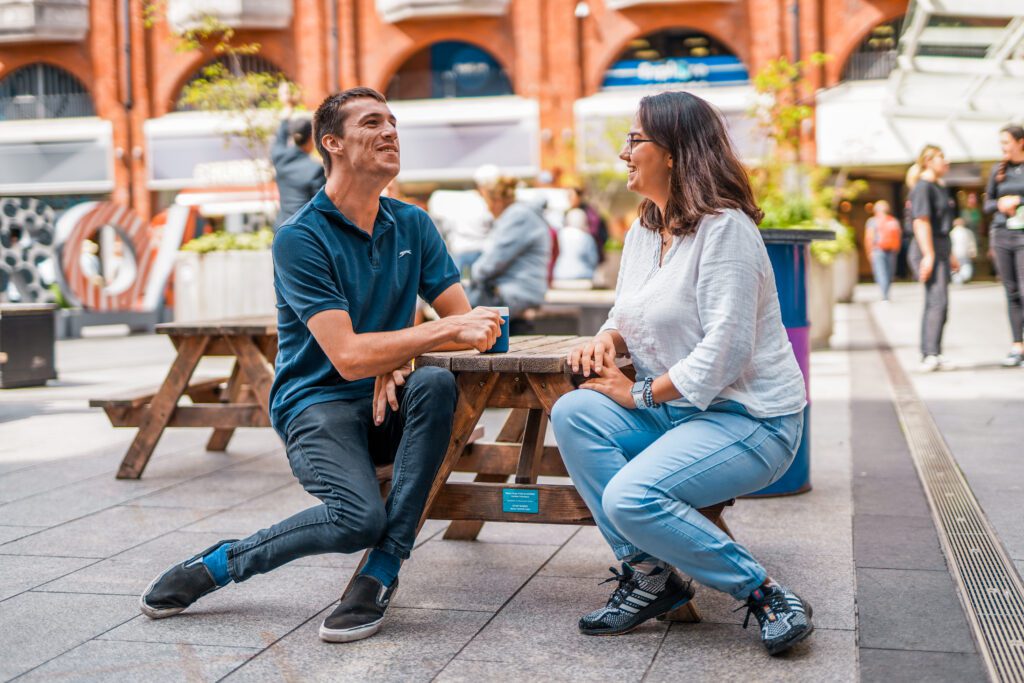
876, 215, 902, 251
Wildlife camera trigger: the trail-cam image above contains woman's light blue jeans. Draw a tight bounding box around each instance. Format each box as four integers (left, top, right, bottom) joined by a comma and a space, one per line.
550, 390, 804, 600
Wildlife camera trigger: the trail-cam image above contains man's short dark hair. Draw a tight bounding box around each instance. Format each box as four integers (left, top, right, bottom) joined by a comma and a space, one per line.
289, 117, 313, 147
313, 87, 387, 174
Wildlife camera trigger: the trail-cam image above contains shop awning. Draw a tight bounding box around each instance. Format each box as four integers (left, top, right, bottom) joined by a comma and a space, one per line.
0, 117, 113, 195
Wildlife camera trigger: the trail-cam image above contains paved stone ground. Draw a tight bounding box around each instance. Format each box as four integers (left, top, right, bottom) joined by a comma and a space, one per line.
0, 282, 1018, 681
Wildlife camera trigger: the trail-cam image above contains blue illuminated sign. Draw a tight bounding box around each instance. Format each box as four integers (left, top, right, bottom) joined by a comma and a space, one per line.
601, 55, 749, 89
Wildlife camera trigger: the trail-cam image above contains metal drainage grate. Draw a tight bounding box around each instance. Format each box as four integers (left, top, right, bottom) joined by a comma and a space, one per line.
868, 309, 1024, 682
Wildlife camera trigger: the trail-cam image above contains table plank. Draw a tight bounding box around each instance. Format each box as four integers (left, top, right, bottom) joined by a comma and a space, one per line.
157, 317, 277, 336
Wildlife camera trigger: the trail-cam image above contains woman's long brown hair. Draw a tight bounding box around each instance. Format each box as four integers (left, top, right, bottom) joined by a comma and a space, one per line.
996, 125, 1024, 183
635, 91, 763, 236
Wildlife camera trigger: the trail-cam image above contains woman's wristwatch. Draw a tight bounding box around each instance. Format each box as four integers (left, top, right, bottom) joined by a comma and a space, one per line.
631, 377, 656, 409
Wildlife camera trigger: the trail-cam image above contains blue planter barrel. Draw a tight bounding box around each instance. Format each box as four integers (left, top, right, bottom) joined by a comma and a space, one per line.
749, 229, 833, 497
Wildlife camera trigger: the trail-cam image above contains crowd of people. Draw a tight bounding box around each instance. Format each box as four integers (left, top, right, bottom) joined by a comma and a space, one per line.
866, 125, 1024, 371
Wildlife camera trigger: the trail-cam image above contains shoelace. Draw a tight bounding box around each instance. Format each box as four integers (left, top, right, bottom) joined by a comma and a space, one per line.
599, 566, 637, 609
735, 588, 790, 630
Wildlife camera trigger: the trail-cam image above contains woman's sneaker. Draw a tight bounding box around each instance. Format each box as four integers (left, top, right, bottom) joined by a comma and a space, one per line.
1001, 351, 1023, 367
579, 563, 694, 636
741, 584, 814, 655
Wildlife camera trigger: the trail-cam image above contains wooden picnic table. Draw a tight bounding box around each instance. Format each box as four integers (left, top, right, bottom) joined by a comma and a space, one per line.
92, 316, 278, 479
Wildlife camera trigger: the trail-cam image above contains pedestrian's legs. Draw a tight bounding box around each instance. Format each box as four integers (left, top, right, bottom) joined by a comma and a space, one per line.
550, 389, 676, 560
228, 400, 386, 582
871, 249, 892, 300
920, 258, 950, 357
373, 365, 457, 559
601, 405, 803, 599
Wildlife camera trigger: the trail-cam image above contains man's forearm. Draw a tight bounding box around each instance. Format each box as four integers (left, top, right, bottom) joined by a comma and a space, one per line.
338, 319, 456, 380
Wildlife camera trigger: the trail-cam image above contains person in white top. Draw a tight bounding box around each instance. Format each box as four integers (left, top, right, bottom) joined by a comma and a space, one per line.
549, 91, 813, 656
553, 207, 599, 281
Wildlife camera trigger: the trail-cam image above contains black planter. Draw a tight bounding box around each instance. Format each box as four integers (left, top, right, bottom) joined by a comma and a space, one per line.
0, 304, 58, 388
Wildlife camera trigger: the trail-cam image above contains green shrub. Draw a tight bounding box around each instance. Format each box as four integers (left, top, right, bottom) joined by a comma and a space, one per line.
181, 229, 274, 254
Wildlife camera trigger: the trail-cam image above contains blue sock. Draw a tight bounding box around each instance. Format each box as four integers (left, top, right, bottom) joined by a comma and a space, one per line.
201, 543, 233, 587
359, 549, 401, 587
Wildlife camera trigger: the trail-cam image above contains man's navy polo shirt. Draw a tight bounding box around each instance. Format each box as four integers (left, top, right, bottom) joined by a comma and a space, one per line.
269, 189, 460, 437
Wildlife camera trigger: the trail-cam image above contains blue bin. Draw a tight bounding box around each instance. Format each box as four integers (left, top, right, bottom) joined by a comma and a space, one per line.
749, 230, 833, 497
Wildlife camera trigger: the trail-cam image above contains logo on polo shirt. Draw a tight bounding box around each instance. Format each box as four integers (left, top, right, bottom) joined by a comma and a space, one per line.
399, 250, 412, 258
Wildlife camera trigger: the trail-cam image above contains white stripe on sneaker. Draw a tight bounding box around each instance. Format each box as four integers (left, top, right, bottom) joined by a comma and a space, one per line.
633, 589, 659, 600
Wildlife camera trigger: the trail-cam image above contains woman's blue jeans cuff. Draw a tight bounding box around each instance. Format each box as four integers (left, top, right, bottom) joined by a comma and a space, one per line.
613, 543, 641, 561
734, 568, 769, 601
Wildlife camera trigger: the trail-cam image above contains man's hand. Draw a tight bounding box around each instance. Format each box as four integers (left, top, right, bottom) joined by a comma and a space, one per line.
918, 252, 935, 282
580, 360, 635, 409
373, 363, 412, 425
278, 82, 298, 114
446, 307, 502, 352
997, 195, 1021, 216
950, 253, 960, 273
567, 331, 618, 378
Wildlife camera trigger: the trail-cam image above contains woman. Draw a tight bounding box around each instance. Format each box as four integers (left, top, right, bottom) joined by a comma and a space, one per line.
466, 175, 550, 316
984, 125, 1024, 367
864, 199, 902, 301
553, 206, 599, 281
906, 145, 958, 372
549, 92, 811, 656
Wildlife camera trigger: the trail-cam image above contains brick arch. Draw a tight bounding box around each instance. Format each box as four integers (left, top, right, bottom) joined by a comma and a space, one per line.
0, 55, 94, 98
372, 32, 516, 96
827, 7, 907, 86
157, 49, 293, 117
587, 20, 750, 97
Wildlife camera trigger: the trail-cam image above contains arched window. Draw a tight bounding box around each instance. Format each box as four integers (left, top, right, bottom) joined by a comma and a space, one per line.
386, 41, 513, 100
175, 55, 285, 111
602, 29, 748, 89
842, 17, 904, 81
0, 64, 95, 120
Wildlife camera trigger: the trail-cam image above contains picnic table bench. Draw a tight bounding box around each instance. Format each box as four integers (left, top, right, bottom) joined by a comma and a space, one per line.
93, 321, 735, 622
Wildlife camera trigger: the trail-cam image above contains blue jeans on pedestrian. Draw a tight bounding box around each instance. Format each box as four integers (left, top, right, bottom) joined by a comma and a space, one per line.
226, 366, 457, 582
550, 390, 804, 600
871, 249, 898, 300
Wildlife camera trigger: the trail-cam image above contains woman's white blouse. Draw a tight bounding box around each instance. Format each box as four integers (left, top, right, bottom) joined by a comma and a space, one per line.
601, 210, 807, 419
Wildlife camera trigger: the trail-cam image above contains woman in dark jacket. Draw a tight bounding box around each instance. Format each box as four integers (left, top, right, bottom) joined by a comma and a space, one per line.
984, 125, 1024, 367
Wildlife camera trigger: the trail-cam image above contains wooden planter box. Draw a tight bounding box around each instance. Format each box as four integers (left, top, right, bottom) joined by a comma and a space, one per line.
173, 250, 275, 322
0, 304, 58, 388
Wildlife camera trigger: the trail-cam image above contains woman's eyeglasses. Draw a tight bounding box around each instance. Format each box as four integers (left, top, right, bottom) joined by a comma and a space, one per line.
625, 134, 654, 152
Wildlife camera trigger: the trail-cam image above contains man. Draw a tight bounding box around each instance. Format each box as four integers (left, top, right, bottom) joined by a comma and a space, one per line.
140, 87, 502, 644
271, 83, 326, 229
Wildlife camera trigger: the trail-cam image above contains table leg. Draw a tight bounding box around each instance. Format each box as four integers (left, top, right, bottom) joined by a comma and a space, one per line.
205, 362, 243, 452
116, 336, 209, 479
444, 408, 530, 541
226, 335, 274, 415
515, 409, 548, 485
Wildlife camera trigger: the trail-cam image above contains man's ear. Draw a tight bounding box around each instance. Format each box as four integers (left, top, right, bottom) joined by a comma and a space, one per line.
320, 133, 344, 160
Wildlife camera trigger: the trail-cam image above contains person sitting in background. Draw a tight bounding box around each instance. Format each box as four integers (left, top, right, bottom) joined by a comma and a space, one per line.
570, 186, 609, 263
272, 83, 326, 230
467, 174, 551, 316
864, 199, 902, 301
950, 218, 977, 285
553, 205, 599, 281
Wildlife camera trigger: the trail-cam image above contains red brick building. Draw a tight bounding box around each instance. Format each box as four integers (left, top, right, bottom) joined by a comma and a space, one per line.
0, 0, 911, 220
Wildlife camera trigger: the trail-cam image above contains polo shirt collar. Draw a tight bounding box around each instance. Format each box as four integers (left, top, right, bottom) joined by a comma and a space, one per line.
311, 188, 396, 238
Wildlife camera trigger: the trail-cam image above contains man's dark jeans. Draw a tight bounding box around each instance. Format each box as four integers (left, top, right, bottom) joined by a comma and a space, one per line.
227, 366, 458, 582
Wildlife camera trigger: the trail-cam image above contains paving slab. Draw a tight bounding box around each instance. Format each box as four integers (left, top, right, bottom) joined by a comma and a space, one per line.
224, 606, 490, 682
0, 591, 139, 680
0, 505, 213, 558
102, 564, 354, 649
538, 526, 618, 579
0, 554, 97, 601
645, 623, 856, 682
393, 538, 560, 611
0, 474, 176, 527
854, 513, 948, 571
859, 648, 986, 683
19, 639, 260, 683
458, 575, 666, 675
128, 468, 294, 509
0, 524, 44, 544
855, 567, 977, 653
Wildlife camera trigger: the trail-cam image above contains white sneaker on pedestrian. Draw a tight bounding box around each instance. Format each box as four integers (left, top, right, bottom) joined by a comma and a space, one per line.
920, 355, 941, 372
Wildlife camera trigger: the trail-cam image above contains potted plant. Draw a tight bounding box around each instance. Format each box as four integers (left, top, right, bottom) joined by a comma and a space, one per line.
173, 229, 275, 321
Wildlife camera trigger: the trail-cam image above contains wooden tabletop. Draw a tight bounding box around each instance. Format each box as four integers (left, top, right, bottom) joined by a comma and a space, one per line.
156, 316, 277, 336
417, 335, 589, 374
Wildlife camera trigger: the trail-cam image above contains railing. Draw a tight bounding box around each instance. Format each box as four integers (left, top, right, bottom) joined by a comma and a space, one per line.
842, 51, 899, 81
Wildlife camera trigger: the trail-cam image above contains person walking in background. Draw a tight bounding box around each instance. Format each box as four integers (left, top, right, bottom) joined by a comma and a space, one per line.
271, 83, 326, 230
950, 218, 977, 285
570, 186, 609, 263
907, 145, 959, 372
551, 92, 812, 656
467, 173, 551, 316
864, 199, 902, 301
983, 124, 1024, 367
554, 204, 599, 281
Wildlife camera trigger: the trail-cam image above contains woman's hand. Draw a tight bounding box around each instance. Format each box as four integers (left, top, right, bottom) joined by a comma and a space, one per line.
567, 331, 618, 378
918, 252, 935, 282
373, 363, 412, 425
997, 195, 1021, 216
580, 361, 635, 409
